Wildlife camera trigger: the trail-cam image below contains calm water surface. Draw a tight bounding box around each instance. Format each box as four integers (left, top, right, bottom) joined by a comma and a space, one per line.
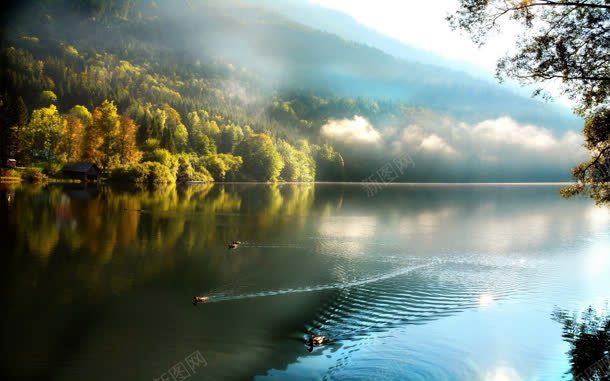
1, 183, 609, 380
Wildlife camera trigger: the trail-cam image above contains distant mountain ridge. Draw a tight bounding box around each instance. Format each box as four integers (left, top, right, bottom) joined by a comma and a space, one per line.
3, 0, 580, 131
174, 0, 581, 132
259, 0, 479, 74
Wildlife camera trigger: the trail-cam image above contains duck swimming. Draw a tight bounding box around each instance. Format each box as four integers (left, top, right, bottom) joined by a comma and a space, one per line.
228, 243, 239, 249
307, 335, 326, 346
192, 296, 209, 305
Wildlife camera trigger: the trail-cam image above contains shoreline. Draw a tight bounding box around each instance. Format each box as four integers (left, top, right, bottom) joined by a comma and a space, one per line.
212, 181, 577, 186
1, 179, 577, 186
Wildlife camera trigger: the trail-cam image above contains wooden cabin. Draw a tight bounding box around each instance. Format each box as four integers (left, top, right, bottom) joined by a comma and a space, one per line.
62, 162, 101, 183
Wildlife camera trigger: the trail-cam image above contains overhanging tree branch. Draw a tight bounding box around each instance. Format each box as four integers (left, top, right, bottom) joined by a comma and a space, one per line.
451, 0, 610, 203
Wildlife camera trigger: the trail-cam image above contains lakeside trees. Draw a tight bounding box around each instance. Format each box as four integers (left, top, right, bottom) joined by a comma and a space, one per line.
8, 95, 338, 183
22, 104, 64, 165
235, 133, 284, 182
0, 34, 351, 183
449, 0, 610, 204
6, 85, 352, 184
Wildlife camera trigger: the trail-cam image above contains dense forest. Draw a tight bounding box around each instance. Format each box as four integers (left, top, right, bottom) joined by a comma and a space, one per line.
0, 0, 583, 183
0, 0, 351, 183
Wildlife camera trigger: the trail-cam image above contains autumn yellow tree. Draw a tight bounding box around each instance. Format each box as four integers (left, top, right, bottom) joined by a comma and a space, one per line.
67, 105, 92, 128
84, 100, 121, 169
118, 114, 142, 165
83, 108, 105, 167
60, 115, 84, 160
60, 105, 93, 162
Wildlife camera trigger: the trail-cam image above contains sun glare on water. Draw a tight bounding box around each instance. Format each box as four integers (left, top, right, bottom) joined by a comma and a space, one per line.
479, 293, 495, 307
485, 366, 522, 381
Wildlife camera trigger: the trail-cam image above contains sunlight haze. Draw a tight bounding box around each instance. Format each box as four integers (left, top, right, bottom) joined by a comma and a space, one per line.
311, 0, 517, 72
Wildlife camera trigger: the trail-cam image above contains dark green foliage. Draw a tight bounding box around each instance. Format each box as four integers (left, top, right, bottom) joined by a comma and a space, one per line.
43, 162, 64, 177
553, 305, 610, 380
560, 107, 610, 203
218, 124, 244, 154
6, 96, 28, 161
15, 97, 28, 127
161, 126, 176, 153
191, 133, 217, 157
314, 144, 344, 181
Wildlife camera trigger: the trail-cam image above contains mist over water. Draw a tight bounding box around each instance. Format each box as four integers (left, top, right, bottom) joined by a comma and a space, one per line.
1, 183, 608, 380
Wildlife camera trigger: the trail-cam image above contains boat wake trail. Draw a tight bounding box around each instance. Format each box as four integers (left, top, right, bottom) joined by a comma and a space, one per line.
205, 260, 442, 303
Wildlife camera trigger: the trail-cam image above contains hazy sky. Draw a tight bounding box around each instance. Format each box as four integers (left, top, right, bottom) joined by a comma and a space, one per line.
309, 0, 575, 107
310, 0, 519, 72
306, 1, 586, 177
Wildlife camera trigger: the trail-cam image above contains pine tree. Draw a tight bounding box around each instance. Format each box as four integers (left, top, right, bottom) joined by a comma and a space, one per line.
161, 126, 176, 153
7, 96, 28, 161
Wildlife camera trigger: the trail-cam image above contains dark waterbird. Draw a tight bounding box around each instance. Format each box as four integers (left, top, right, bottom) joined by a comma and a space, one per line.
307, 335, 325, 346
192, 296, 209, 306
306, 335, 328, 352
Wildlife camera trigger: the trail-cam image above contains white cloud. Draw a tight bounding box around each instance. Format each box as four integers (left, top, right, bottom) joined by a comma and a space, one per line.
458, 117, 587, 166
420, 134, 457, 156
470, 117, 557, 150
318, 111, 585, 177
321, 115, 381, 145
399, 125, 458, 156
388, 116, 587, 171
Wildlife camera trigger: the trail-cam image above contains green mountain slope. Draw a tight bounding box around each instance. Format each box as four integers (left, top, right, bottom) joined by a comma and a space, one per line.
0, 0, 585, 182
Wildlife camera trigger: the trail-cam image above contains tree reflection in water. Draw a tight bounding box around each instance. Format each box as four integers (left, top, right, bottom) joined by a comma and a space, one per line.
553, 305, 610, 380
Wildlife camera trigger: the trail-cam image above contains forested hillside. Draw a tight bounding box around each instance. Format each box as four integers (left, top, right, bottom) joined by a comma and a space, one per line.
0, 0, 348, 183
0, 0, 584, 183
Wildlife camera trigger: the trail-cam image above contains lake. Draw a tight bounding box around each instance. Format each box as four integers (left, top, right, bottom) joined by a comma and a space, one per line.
1, 183, 609, 380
